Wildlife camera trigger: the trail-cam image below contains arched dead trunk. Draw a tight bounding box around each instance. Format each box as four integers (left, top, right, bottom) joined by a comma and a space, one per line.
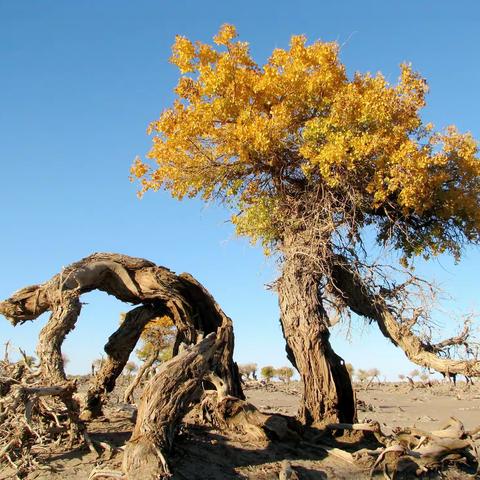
0, 253, 243, 418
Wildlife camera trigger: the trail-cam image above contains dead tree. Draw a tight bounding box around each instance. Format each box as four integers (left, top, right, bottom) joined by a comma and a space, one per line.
122, 332, 219, 478
0, 253, 243, 418
123, 346, 160, 404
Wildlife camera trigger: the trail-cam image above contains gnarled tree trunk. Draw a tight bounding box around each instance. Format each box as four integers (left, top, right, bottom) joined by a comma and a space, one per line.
278, 241, 356, 426
0, 253, 243, 418
37, 294, 82, 384
122, 332, 219, 479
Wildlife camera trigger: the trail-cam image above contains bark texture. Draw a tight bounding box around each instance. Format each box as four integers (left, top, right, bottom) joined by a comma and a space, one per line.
122, 332, 218, 479
37, 295, 82, 384
278, 239, 356, 426
0, 253, 243, 417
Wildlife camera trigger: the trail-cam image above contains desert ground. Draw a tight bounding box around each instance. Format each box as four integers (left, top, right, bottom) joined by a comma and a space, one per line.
2, 377, 479, 479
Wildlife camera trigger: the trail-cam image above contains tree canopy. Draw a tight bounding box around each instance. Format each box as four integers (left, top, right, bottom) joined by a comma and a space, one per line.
131, 25, 480, 425
132, 24, 480, 264
136, 315, 176, 363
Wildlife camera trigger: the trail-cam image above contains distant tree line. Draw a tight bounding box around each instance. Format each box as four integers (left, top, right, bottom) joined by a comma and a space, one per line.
238, 363, 294, 383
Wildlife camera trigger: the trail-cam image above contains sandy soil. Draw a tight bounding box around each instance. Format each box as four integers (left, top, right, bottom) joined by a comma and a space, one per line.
3, 379, 479, 479
246, 380, 480, 433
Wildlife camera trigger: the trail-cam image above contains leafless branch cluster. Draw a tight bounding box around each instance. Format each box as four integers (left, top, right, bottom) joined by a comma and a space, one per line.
0, 345, 86, 478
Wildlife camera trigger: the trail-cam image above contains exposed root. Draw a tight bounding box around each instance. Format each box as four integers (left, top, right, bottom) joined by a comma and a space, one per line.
88, 468, 126, 479
0, 355, 87, 477
328, 417, 479, 477
199, 373, 299, 444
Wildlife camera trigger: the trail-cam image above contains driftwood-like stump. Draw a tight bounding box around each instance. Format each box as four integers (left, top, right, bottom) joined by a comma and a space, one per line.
122, 332, 219, 479
0, 253, 243, 418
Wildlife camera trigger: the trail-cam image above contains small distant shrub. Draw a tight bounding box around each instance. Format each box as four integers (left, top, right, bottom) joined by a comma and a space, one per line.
356, 369, 369, 383
368, 368, 381, 382
23, 355, 36, 368
261, 365, 275, 382
62, 353, 70, 368
239, 363, 258, 380
420, 373, 429, 383
124, 361, 137, 378
92, 357, 104, 374
410, 369, 420, 379
276, 366, 294, 383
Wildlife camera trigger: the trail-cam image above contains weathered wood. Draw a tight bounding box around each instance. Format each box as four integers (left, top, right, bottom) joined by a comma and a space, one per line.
122, 333, 218, 479
201, 392, 293, 443
0, 356, 85, 474
0, 253, 243, 417
37, 295, 82, 384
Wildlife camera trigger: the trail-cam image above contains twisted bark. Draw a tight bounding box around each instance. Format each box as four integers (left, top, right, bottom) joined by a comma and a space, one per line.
122, 332, 218, 479
37, 295, 82, 383
278, 238, 356, 426
0, 253, 243, 417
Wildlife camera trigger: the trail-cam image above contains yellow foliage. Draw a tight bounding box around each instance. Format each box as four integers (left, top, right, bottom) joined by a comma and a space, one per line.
132, 25, 480, 261
136, 315, 176, 362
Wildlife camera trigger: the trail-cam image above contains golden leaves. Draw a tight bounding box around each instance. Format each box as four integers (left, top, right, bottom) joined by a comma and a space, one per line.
213, 24, 238, 46
135, 24, 480, 260
170, 36, 196, 73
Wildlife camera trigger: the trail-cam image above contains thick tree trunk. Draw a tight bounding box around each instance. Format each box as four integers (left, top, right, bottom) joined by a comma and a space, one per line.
122, 332, 218, 479
278, 246, 356, 426
37, 295, 82, 384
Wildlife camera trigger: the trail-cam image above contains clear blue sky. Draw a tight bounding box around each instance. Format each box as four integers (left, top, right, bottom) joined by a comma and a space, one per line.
1, 1, 479, 379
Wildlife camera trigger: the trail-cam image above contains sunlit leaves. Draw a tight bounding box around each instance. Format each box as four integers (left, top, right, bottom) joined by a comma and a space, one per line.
133, 25, 480, 262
